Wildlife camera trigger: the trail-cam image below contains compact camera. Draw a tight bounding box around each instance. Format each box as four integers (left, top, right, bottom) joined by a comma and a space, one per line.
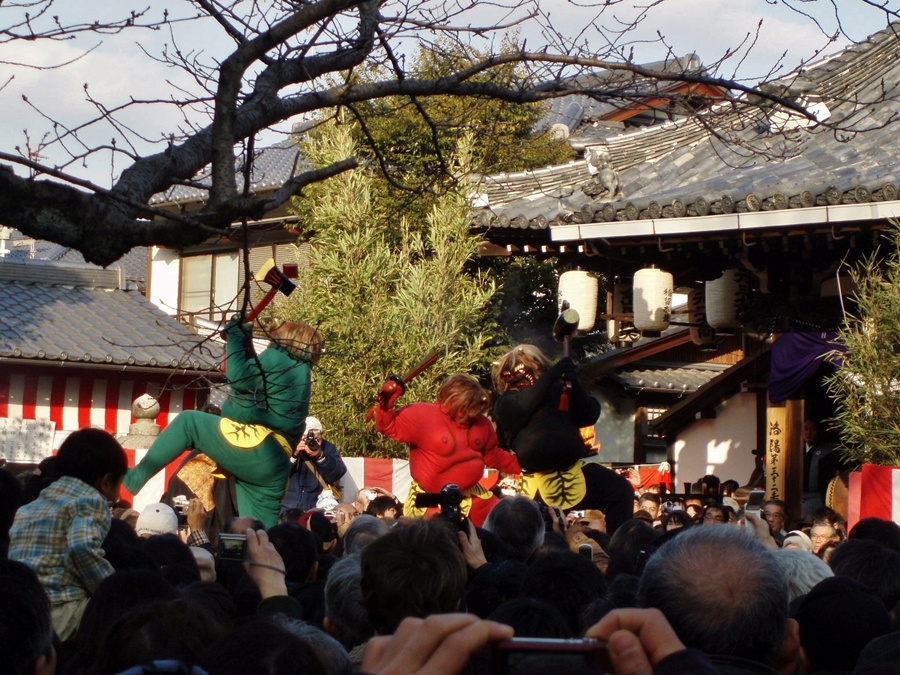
172, 495, 190, 529
217, 533, 247, 562
492, 638, 612, 675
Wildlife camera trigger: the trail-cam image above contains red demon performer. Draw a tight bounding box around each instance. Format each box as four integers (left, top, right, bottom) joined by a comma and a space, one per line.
375, 373, 520, 526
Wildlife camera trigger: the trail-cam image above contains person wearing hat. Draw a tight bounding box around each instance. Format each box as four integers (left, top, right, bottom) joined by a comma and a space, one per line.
281, 416, 347, 513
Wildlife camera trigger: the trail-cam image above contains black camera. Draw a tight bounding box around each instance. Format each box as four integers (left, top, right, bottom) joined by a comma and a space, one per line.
539, 504, 565, 532
306, 432, 319, 451
415, 483, 465, 530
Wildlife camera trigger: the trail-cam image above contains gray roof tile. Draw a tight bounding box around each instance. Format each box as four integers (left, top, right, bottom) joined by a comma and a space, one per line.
0, 259, 221, 371
603, 362, 729, 393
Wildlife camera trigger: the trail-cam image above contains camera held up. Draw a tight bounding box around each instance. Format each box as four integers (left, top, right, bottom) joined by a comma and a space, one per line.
414, 483, 466, 530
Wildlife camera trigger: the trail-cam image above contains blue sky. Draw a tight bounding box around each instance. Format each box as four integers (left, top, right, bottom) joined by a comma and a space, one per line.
0, 0, 893, 187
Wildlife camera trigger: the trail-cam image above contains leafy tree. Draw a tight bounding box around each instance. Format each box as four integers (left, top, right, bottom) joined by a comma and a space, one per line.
827, 223, 900, 466
281, 121, 496, 458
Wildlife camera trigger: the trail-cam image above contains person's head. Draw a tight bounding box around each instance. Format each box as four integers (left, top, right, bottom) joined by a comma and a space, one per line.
660, 509, 692, 532
638, 525, 793, 668
323, 554, 375, 651
342, 515, 389, 556
307, 510, 338, 552
607, 518, 658, 553
56, 427, 128, 501
267, 318, 325, 365
684, 497, 703, 520
0, 559, 54, 675
140, 533, 201, 588
638, 492, 661, 520
796, 576, 891, 673
782, 530, 813, 553
488, 597, 571, 639
360, 519, 467, 634
809, 521, 840, 555
303, 416, 324, 443
70, 569, 179, 674
701, 504, 729, 525
721, 479, 740, 497
492, 344, 553, 394
828, 538, 900, 610
483, 496, 545, 562
267, 522, 319, 583
275, 616, 352, 675
520, 550, 608, 635
771, 548, 834, 602
91, 599, 225, 675
803, 418, 822, 446
225, 515, 265, 534
848, 517, 900, 552
762, 500, 788, 533
436, 373, 492, 426
365, 495, 400, 520
135, 503, 179, 538
199, 619, 326, 675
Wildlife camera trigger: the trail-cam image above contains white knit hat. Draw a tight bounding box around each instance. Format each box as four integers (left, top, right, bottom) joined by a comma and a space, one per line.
304, 416, 323, 434
135, 503, 179, 537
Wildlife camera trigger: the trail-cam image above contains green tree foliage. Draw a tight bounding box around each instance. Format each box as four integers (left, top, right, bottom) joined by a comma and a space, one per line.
281, 121, 497, 458
827, 223, 900, 466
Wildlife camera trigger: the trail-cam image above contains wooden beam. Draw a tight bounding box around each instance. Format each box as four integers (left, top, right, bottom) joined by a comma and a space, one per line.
581, 329, 693, 380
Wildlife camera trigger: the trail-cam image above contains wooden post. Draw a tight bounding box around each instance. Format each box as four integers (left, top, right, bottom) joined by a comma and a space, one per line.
766, 400, 787, 501
784, 394, 804, 523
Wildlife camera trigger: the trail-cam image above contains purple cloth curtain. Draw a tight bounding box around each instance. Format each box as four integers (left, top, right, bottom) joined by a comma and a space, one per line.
769, 330, 845, 403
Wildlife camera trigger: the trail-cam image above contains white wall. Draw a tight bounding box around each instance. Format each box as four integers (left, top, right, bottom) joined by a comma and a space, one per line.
671, 391, 757, 489
149, 246, 180, 315
593, 389, 636, 463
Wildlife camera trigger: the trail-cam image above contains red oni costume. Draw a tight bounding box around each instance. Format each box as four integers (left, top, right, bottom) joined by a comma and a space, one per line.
375, 393, 520, 526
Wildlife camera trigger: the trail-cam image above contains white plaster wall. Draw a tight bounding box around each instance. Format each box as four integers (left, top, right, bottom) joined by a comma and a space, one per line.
149, 246, 181, 315
671, 391, 757, 489
592, 388, 637, 464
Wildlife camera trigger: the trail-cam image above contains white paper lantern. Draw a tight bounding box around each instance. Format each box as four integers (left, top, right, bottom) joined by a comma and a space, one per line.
633, 267, 673, 335
706, 269, 751, 330
607, 282, 640, 344
688, 288, 717, 350
559, 271, 599, 332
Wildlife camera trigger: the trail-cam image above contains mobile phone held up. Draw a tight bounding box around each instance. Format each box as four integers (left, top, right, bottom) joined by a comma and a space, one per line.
493, 638, 613, 675
745, 489, 765, 519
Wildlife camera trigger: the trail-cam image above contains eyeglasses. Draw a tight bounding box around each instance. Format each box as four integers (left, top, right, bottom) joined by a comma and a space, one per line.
703, 514, 726, 523
810, 534, 833, 542
762, 511, 784, 520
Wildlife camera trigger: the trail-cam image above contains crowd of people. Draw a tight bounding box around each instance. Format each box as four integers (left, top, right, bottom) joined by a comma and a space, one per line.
2, 423, 900, 675
1, 320, 899, 675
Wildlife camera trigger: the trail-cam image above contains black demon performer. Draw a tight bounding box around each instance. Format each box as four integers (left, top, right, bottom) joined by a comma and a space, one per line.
492, 344, 634, 533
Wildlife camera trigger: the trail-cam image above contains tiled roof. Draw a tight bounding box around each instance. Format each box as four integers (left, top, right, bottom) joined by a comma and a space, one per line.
472, 23, 900, 233
0, 258, 221, 371
602, 361, 729, 394
149, 139, 308, 205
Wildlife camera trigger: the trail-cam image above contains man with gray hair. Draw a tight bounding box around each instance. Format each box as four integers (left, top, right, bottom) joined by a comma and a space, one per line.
483, 496, 545, 562
324, 554, 375, 666
638, 525, 799, 675
342, 515, 389, 557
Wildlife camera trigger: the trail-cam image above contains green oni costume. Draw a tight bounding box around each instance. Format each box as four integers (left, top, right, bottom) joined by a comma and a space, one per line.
124, 318, 313, 528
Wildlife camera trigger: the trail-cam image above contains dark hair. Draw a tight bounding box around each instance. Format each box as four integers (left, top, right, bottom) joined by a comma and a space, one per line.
198, 618, 326, 675
307, 511, 338, 548
141, 533, 201, 588
360, 519, 467, 634
638, 525, 789, 667
849, 517, 900, 553
660, 510, 693, 531
762, 499, 789, 521
21, 457, 58, 504
0, 468, 23, 557
268, 522, 319, 584
0, 559, 53, 675
483, 496, 545, 562
342, 515, 389, 556
69, 569, 179, 675
608, 519, 658, 553
323, 554, 374, 650
638, 492, 661, 507
829, 538, 900, 610
56, 427, 128, 486
91, 598, 223, 675
464, 559, 528, 619
521, 550, 608, 635
365, 495, 400, 518
224, 516, 265, 534
488, 597, 571, 638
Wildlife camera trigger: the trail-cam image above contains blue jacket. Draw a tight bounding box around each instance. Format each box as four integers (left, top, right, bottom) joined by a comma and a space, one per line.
281, 439, 347, 512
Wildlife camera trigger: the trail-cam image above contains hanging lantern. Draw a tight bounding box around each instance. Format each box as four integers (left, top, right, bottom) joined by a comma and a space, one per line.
633, 267, 673, 337
607, 282, 640, 345
706, 269, 751, 331
688, 287, 718, 351
559, 271, 599, 332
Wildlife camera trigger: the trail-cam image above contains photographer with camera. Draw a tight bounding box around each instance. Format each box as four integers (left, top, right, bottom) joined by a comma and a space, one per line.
281, 417, 347, 513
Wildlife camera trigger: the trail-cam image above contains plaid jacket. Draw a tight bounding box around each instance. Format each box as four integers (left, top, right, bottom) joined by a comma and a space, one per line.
9, 475, 114, 604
